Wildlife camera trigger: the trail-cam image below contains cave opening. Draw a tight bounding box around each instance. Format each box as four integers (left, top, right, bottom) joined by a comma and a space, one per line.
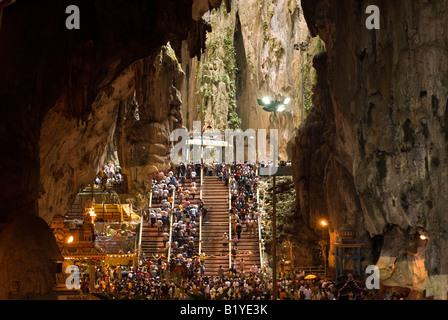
1, 0, 447, 302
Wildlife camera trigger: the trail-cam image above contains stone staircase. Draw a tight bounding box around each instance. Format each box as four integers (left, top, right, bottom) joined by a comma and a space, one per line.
140, 199, 166, 258
140, 179, 201, 260
200, 176, 261, 276
175, 180, 202, 254
231, 212, 261, 274
65, 194, 86, 220
201, 176, 232, 276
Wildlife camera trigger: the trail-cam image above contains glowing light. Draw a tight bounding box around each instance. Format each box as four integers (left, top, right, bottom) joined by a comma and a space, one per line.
320, 220, 328, 227
262, 97, 271, 105
420, 235, 428, 241
283, 97, 291, 105
277, 105, 286, 112
67, 235, 74, 243
87, 206, 96, 217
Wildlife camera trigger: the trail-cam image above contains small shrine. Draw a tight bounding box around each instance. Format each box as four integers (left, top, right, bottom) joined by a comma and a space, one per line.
334, 226, 362, 279
50, 202, 106, 263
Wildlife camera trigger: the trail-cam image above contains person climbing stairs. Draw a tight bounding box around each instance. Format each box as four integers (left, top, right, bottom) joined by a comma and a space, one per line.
200, 176, 231, 277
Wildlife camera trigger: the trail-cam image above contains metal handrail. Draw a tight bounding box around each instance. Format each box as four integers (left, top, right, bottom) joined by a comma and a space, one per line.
292, 266, 326, 275
257, 188, 263, 269
167, 188, 175, 262
138, 191, 150, 261
228, 170, 232, 269
198, 166, 203, 254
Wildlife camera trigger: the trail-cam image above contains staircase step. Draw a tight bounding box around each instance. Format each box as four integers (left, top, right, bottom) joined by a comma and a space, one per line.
197, 175, 261, 276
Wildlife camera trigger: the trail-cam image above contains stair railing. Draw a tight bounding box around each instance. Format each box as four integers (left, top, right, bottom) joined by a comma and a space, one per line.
138, 191, 150, 261
167, 188, 175, 262
257, 187, 264, 269
228, 169, 232, 269
198, 166, 203, 254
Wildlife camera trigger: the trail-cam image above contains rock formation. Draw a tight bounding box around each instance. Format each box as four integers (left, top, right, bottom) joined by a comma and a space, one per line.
115, 45, 185, 195
297, 0, 448, 299
2, 0, 448, 301
0, 0, 228, 299
183, 3, 238, 132
181, 0, 321, 160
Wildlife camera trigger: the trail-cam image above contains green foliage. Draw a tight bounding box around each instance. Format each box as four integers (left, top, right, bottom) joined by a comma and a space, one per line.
227, 94, 240, 129
228, 112, 242, 129
274, 44, 285, 59
268, 4, 275, 18
304, 77, 314, 113
196, 104, 207, 115
223, 28, 238, 77
207, 39, 219, 56
222, 27, 241, 129
295, 0, 301, 13
195, 18, 241, 130
204, 90, 214, 100
249, 60, 255, 72
246, 52, 255, 72
263, 177, 298, 242
302, 57, 316, 115
317, 38, 324, 52
221, 74, 229, 84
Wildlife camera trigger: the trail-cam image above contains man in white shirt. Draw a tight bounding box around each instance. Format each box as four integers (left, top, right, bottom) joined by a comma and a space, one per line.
247, 219, 254, 233
191, 184, 197, 199
149, 211, 156, 226
304, 286, 312, 300
163, 232, 169, 245
184, 189, 190, 200
156, 219, 163, 234
163, 188, 169, 200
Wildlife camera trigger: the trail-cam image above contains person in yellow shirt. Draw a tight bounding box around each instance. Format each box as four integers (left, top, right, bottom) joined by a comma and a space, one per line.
199, 251, 206, 265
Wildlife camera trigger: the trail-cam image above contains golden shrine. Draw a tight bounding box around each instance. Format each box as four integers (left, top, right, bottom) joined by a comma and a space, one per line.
50, 200, 106, 263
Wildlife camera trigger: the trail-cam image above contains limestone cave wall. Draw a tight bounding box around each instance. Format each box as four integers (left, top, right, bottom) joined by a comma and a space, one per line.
297, 0, 448, 298
0, 0, 228, 299
181, 0, 322, 160
115, 45, 184, 196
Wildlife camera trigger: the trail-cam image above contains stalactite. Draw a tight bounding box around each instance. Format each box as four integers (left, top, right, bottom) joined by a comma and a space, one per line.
66, 40, 96, 125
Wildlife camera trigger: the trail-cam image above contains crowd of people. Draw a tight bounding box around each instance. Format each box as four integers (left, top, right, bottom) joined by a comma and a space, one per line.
94, 163, 123, 190
82, 161, 377, 300
226, 163, 259, 265
93, 265, 271, 300
78, 260, 371, 300
145, 164, 211, 262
